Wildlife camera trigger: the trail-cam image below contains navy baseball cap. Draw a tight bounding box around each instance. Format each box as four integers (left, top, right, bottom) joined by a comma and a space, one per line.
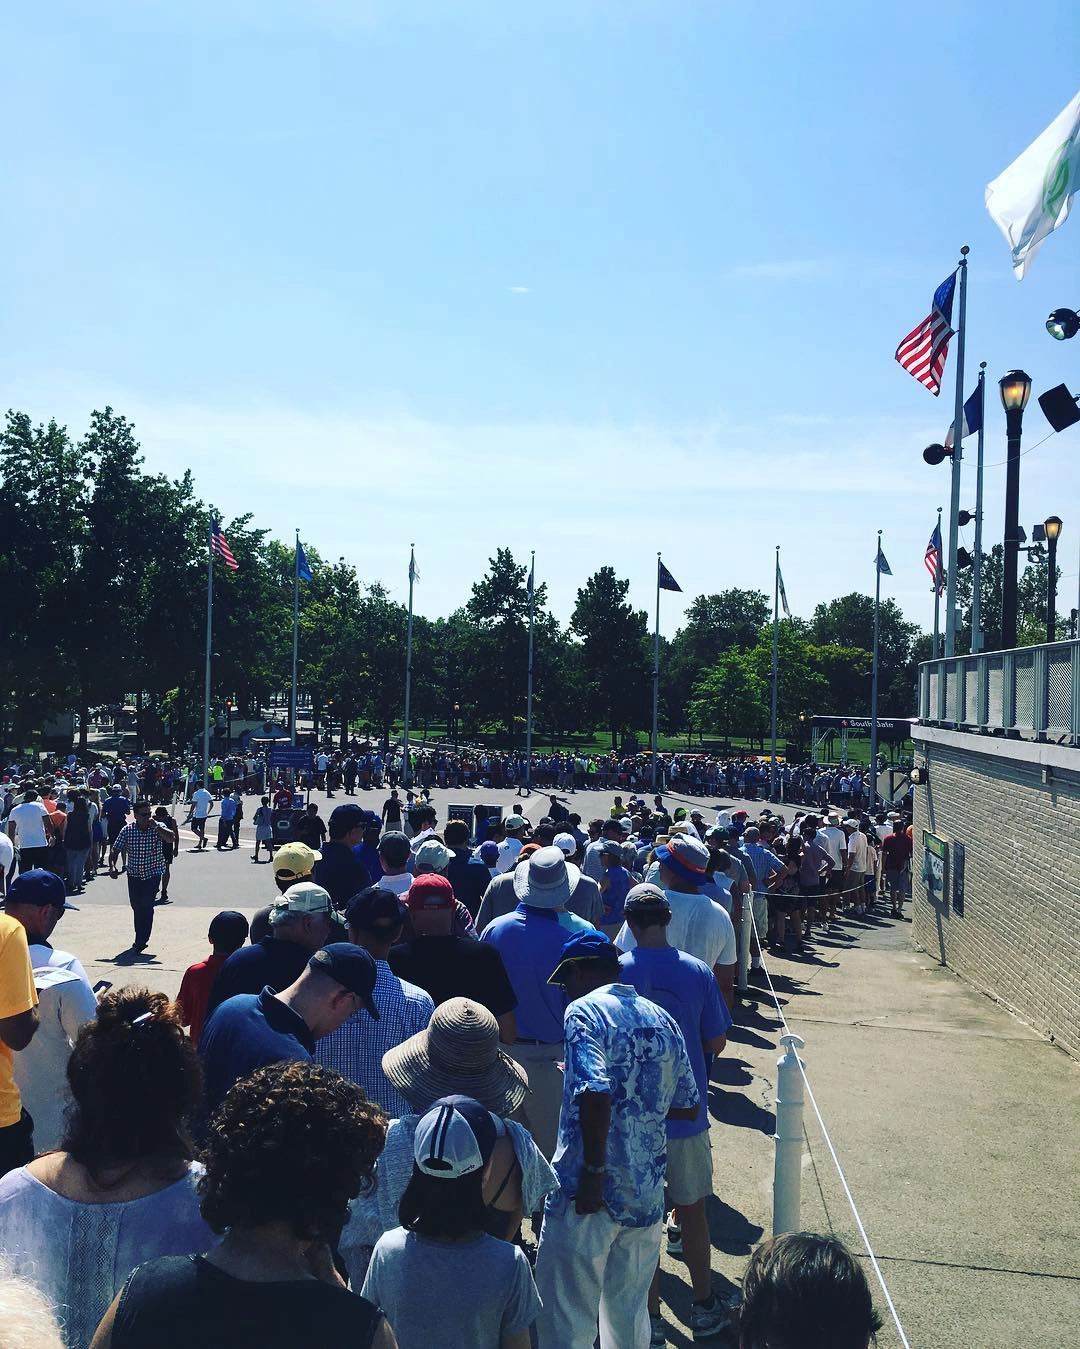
3, 868, 78, 911
547, 929, 620, 985
329, 804, 367, 837
308, 943, 380, 1018
346, 886, 407, 933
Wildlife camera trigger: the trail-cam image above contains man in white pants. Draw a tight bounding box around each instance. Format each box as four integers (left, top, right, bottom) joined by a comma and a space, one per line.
534, 930, 698, 1348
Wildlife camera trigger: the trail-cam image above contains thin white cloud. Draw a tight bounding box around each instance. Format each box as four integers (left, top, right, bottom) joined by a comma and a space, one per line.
509, 286, 531, 294
728, 259, 836, 281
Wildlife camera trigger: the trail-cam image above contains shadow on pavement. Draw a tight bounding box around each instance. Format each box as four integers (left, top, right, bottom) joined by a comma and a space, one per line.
707, 1193, 763, 1257
100, 950, 161, 966
707, 1083, 774, 1136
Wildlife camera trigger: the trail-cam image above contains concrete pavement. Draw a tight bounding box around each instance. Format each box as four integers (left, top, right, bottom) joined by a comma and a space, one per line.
49, 784, 1080, 1347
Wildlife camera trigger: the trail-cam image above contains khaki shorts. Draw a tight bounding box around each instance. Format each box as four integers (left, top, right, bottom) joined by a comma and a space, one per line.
752, 892, 769, 936
665, 1129, 713, 1207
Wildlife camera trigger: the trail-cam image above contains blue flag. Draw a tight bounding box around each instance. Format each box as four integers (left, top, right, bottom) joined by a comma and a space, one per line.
296, 541, 313, 583
658, 559, 682, 593
876, 543, 893, 577
945, 383, 985, 449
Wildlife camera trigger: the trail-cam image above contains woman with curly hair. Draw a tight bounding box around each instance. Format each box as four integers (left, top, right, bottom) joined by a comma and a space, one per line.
0, 988, 211, 1348
90, 1060, 395, 1349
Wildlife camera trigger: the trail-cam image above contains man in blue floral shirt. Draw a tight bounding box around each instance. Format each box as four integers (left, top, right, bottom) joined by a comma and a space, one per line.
534, 930, 698, 1349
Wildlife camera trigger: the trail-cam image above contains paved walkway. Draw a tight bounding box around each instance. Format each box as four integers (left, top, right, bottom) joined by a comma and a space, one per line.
52, 785, 1080, 1347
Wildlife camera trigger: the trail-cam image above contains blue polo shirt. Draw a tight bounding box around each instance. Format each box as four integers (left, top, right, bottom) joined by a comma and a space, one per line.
619, 946, 732, 1139
481, 904, 593, 1043
313, 841, 372, 909
219, 797, 237, 822
199, 986, 315, 1114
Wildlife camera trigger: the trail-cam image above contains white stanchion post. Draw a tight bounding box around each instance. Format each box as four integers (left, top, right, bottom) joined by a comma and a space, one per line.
773, 1031, 806, 1236
737, 893, 752, 992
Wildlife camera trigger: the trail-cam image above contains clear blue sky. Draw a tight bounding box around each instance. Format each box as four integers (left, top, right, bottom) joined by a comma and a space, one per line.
4, 1, 1079, 637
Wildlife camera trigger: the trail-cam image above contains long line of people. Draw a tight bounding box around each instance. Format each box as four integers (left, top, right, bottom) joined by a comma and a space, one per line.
0, 788, 903, 1348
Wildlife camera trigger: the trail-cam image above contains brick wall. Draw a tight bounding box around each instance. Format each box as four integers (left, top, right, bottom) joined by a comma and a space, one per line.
911, 728, 1080, 1059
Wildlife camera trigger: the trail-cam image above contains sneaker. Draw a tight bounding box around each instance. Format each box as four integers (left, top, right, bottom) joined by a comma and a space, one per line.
649, 1312, 667, 1347
665, 1214, 682, 1255
690, 1294, 734, 1340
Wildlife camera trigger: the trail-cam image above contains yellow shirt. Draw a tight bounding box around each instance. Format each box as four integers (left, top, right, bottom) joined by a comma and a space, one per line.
0, 914, 38, 1127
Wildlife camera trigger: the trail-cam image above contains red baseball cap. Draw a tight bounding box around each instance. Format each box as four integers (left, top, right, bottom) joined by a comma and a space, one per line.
407, 874, 456, 911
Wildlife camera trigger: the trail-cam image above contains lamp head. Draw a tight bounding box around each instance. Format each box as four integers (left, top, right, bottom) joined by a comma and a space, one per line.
956, 547, 973, 568
1044, 515, 1063, 543
1046, 308, 1080, 341
922, 443, 951, 466
957, 509, 974, 527
999, 369, 1032, 411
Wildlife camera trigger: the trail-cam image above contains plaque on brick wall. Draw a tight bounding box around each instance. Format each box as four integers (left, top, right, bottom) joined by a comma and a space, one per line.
951, 841, 965, 916
922, 831, 948, 907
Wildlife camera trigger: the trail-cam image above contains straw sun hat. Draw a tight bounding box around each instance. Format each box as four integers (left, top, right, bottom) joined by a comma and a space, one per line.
381, 996, 529, 1116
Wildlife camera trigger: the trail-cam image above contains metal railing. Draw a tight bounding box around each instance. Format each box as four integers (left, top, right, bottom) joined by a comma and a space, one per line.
918, 638, 1080, 744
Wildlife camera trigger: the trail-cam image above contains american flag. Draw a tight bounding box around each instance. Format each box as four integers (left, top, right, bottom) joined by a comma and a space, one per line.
210, 518, 239, 571
924, 522, 945, 595
895, 272, 957, 396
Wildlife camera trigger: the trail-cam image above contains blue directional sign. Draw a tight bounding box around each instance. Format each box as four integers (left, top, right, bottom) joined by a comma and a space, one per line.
268, 746, 314, 771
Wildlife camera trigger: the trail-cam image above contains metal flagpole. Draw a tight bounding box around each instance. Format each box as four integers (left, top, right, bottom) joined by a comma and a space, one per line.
651, 554, 661, 792
201, 517, 214, 792
770, 545, 780, 802
290, 529, 300, 745
944, 247, 969, 657
869, 532, 883, 808
971, 364, 987, 653
933, 507, 943, 658
402, 545, 415, 788
525, 551, 535, 794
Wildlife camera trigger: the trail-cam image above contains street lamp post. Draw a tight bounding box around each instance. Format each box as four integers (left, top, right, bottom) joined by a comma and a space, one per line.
1044, 516, 1063, 642
453, 702, 460, 753
999, 370, 1032, 651
225, 699, 233, 750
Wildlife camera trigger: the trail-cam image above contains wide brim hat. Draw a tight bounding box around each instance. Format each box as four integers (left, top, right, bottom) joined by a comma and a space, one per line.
512, 845, 581, 909
381, 996, 529, 1116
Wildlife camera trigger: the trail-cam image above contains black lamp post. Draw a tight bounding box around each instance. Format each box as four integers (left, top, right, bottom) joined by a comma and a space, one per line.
453, 702, 460, 753
225, 699, 233, 749
1044, 515, 1063, 641
999, 370, 1032, 651
1046, 308, 1080, 341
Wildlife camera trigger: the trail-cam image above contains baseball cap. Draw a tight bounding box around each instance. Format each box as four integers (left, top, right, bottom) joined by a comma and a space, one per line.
624, 883, 672, 916
414, 838, 453, 874
552, 832, 577, 857
328, 803, 367, 838
307, 943, 379, 1018
271, 841, 321, 880
600, 840, 625, 860
406, 874, 456, 911
2, 868, 78, 911
655, 834, 710, 887
269, 882, 345, 927
378, 830, 412, 867
503, 814, 527, 833
478, 841, 500, 867
346, 886, 407, 933
413, 1095, 497, 1179
548, 929, 620, 985
208, 910, 249, 945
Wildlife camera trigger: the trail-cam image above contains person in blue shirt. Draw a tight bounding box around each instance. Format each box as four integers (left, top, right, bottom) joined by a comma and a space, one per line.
534, 929, 698, 1349
216, 791, 238, 851
481, 847, 593, 1161
313, 804, 372, 910
740, 825, 787, 972
597, 841, 632, 936
618, 885, 734, 1343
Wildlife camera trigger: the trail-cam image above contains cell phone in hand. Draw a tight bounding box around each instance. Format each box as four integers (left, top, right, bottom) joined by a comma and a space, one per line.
93, 980, 113, 994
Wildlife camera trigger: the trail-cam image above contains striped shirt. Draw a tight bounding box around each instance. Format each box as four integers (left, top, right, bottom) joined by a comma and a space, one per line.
314, 960, 434, 1118
112, 823, 168, 880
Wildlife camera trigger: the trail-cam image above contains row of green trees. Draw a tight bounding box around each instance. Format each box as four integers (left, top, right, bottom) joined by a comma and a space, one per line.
0, 407, 1058, 754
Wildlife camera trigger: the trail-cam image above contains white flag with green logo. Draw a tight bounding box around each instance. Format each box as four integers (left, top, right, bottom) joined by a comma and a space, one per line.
985, 90, 1080, 280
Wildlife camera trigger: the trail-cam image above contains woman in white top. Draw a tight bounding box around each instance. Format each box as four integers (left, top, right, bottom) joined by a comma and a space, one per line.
0, 988, 213, 1348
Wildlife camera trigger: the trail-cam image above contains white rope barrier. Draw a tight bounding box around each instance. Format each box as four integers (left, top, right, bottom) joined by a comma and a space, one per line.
746, 901, 914, 1349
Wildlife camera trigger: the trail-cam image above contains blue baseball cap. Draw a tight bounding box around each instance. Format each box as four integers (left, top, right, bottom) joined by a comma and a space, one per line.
308, 943, 380, 1019
547, 929, 620, 985
3, 868, 78, 911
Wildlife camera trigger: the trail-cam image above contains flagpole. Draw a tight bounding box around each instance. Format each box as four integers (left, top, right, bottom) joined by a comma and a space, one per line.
933, 507, 943, 658
202, 517, 214, 793
402, 545, 415, 789
525, 551, 535, 795
971, 363, 987, 653
870, 532, 883, 809
290, 529, 300, 746
944, 246, 969, 657
651, 553, 661, 792
769, 546, 780, 802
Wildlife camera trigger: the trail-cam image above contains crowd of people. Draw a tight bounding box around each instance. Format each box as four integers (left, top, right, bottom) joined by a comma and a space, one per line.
0, 753, 908, 1347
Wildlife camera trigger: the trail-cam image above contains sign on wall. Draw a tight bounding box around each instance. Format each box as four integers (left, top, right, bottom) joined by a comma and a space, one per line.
922, 831, 949, 906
